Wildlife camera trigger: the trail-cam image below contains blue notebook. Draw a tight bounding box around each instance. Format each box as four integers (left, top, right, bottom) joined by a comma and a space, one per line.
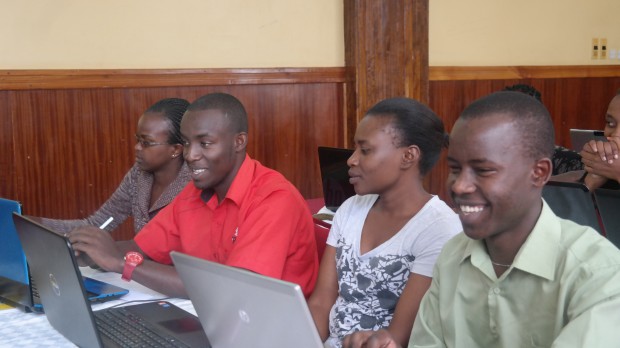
0, 198, 128, 312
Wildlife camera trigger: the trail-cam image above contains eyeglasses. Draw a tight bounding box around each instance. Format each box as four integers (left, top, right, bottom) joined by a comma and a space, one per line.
135, 135, 169, 148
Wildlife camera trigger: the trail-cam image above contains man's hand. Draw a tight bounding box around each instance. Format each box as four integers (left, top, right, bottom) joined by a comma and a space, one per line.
343, 330, 374, 348
342, 329, 401, 348
67, 226, 124, 273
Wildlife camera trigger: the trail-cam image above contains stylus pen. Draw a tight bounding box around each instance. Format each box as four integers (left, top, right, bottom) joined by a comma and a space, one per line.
99, 217, 114, 230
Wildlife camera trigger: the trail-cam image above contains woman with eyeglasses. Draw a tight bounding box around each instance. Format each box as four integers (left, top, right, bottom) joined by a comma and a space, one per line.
39, 98, 191, 235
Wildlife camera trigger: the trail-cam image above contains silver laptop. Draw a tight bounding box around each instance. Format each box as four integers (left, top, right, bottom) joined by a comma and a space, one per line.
13, 213, 209, 348
569, 129, 606, 151
171, 251, 323, 348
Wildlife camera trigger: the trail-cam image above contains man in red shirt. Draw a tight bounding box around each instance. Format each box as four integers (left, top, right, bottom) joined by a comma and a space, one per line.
68, 92, 319, 298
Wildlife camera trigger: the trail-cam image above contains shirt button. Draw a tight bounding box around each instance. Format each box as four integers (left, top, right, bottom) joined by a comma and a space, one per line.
493, 288, 500, 294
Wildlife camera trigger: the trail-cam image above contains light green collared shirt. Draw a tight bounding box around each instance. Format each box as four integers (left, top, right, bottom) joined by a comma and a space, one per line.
410, 200, 620, 348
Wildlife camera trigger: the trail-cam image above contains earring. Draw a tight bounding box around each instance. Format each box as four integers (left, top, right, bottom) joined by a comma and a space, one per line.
172, 154, 178, 158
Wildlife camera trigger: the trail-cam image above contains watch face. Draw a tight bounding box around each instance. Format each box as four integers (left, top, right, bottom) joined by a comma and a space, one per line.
126, 252, 143, 263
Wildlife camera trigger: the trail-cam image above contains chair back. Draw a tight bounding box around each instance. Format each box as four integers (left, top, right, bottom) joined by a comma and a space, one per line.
542, 181, 602, 233
593, 188, 620, 248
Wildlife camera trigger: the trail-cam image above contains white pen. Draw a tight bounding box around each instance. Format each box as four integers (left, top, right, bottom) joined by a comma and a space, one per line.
99, 217, 114, 230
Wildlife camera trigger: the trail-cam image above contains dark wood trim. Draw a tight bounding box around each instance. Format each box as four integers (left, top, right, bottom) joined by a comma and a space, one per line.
0, 68, 347, 90
5, 66, 618, 90
430, 65, 620, 81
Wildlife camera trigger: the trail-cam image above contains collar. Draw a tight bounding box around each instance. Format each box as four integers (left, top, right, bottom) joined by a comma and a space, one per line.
149, 162, 191, 213
201, 154, 255, 207
460, 199, 560, 281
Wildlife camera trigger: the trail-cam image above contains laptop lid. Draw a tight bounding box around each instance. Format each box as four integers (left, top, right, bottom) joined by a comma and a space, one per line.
318, 146, 355, 212
13, 214, 209, 348
13, 213, 107, 347
0, 198, 37, 311
542, 181, 602, 232
569, 129, 606, 151
171, 251, 323, 348
593, 188, 620, 249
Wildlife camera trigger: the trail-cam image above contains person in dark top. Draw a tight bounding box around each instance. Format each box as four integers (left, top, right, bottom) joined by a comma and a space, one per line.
39, 98, 191, 234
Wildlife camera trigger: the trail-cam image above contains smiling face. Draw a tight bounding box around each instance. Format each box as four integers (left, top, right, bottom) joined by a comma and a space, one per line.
180, 108, 246, 192
604, 95, 620, 138
134, 111, 179, 173
347, 115, 409, 196
446, 114, 545, 241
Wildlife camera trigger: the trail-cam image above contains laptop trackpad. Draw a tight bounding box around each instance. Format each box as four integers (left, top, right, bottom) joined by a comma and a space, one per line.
126, 301, 210, 348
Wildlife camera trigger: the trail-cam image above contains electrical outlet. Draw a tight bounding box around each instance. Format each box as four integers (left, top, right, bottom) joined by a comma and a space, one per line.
601, 38, 608, 59
592, 38, 599, 59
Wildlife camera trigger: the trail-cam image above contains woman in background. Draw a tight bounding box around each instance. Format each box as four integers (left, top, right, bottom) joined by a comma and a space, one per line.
580, 90, 620, 190
40, 98, 190, 234
308, 98, 462, 348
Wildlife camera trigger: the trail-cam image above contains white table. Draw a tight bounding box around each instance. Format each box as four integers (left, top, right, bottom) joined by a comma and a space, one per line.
0, 267, 195, 347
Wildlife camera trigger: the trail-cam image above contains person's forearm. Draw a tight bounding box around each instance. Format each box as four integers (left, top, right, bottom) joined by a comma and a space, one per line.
308, 301, 332, 341
129, 260, 188, 298
113, 240, 188, 298
584, 173, 608, 191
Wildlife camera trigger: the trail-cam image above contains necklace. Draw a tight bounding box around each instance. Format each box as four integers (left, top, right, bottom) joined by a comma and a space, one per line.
490, 260, 512, 268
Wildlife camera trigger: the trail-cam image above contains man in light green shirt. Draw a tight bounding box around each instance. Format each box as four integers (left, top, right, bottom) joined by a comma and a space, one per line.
352, 91, 620, 348
409, 200, 620, 347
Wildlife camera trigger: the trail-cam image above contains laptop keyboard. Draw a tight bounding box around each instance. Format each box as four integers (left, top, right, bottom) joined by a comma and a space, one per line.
95, 307, 190, 348
29, 276, 40, 302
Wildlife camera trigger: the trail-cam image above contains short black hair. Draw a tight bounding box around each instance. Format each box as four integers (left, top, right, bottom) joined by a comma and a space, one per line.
460, 91, 555, 161
503, 84, 542, 103
366, 97, 447, 176
145, 98, 189, 145
187, 93, 248, 133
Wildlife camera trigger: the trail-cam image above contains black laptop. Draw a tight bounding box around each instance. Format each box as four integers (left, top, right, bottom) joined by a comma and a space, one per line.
13, 213, 210, 348
317, 146, 356, 212
0, 198, 128, 313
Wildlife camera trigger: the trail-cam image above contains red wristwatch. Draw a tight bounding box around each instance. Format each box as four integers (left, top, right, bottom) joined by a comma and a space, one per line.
121, 251, 144, 281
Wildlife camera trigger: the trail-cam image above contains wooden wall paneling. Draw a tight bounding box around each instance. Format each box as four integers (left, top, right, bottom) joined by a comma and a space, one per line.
0, 91, 15, 201
0, 68, 347, 90
429, 65, 620, 82
4, 67, 619, 241
2, 71, 346, 241
9, 89, 137, 238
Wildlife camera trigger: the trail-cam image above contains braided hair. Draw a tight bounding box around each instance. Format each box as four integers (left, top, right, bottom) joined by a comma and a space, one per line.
145, 98, 190, 145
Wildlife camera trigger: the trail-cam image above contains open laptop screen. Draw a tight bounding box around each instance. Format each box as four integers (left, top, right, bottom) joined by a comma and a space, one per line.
318, 147, 355, 212
569, 129, 606, 151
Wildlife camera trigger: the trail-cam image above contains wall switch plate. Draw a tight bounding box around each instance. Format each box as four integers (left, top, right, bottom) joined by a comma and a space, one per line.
592, 38, 599, 59
601, 38, 608, 59
610, 49, 617, 60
